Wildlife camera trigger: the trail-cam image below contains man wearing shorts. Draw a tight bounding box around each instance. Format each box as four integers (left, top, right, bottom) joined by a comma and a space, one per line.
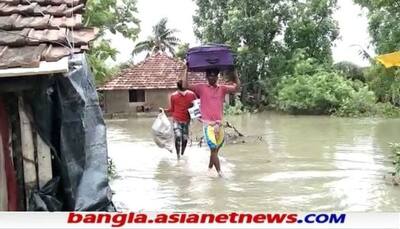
183, 68, 240, 176
165, 80, 196, 159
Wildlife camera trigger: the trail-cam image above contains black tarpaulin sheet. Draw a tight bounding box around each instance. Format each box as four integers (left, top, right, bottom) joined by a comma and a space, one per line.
25, 54, 114, 211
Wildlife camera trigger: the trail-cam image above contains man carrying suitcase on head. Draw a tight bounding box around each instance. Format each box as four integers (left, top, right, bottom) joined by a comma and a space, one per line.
183, 67, 240, 177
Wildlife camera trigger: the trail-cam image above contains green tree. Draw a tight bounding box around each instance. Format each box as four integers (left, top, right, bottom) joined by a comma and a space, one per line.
175, 43, 190, 60
87, 40, 119, 84
193, 0, 229, 43
333, 61, 365, 82
277, 71, 355, 114
364, 64, 400, 105
84, 0, 140, 85
132, 18, 181, 57
284, 0, 339, 63
193, 0, 339, 107
194, 0, 291, 107
353, 0, 400, 106
353, 0, 400, 54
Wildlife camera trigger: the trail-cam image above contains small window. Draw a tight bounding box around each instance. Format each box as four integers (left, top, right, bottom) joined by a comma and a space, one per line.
129, 90, 145, 102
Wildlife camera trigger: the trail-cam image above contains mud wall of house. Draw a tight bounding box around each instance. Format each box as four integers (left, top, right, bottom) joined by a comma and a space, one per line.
104, 89, 176, 114
145, 89, 175, 110
104, 90, 130, 114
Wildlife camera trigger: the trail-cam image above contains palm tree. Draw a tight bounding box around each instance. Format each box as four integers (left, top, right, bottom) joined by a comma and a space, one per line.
350, 44, 373, 62
132, 18, 180, 57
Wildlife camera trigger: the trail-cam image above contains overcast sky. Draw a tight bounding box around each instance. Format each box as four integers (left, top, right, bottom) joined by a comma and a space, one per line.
108, 0, 374, 67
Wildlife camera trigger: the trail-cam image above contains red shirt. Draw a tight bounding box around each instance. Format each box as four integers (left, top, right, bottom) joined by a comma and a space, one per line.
166, 90, 197, 123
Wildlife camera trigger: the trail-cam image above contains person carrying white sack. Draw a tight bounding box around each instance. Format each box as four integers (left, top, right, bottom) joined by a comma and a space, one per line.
151, 108, 174, 153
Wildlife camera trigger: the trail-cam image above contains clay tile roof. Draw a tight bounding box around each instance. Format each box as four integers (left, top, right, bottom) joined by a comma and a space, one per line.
0, 0, 97, 69
99, 52, 230, 90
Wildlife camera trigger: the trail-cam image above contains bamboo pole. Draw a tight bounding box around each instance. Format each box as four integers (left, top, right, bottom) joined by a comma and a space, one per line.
18, 97, 38, 208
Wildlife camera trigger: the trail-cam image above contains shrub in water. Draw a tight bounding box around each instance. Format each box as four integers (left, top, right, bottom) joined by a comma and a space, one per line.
277, 71, 354, 114
334, 86, 377, 117
224, 97, 247, 115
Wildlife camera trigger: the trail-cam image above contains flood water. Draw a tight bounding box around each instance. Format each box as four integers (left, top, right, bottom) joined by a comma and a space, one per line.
107, 112, 400, 212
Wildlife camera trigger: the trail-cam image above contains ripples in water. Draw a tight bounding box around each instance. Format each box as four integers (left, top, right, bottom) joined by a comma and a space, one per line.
107, 113, 400, 212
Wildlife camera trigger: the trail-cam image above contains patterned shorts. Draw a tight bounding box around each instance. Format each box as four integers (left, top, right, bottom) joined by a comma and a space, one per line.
173, 121, 189, 141
203, 124, 225, 150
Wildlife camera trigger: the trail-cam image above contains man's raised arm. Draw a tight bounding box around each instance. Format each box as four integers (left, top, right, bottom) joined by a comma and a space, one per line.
181, 65, 196, 91
182, 65, 189, 89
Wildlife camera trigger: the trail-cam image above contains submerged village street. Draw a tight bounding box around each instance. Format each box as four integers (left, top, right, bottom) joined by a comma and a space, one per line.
107, 113, 400, 212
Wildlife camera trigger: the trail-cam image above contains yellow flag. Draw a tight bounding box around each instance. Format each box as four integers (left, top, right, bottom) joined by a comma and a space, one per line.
376, 51, 400, 68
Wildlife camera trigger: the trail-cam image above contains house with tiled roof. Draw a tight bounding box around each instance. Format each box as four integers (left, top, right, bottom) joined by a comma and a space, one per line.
0, 0, 113, 211
99, 52, 233, 116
